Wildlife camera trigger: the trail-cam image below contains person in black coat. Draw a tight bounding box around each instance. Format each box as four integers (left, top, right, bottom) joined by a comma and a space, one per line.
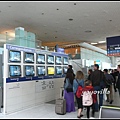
88, 69, 93, 80
67, 65, 75, 78
110, 69, 118, 92
116, 65, 120, 96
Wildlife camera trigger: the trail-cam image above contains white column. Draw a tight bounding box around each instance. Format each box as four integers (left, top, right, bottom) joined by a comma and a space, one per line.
111, 56, 116, 67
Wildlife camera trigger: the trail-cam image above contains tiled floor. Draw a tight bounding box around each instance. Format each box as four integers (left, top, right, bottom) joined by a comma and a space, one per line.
0, 88, 119, 119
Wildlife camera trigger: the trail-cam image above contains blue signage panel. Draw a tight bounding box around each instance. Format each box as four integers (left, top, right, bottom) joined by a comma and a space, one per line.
6, 75, 65, 83
106, 36, 120, 56
57, 48, 65, 53
6, 44, 35, 53
51, 52, 68, 57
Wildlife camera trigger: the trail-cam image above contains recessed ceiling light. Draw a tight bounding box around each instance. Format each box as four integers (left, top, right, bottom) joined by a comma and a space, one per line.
74, 3, 76, 5
69, 18, 73, 21
85, 30, 92, 33
91, 43, 97, 45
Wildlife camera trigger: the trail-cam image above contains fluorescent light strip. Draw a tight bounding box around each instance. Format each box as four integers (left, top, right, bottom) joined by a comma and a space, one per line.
91, 43, 98, 45
98, 41, 106, 43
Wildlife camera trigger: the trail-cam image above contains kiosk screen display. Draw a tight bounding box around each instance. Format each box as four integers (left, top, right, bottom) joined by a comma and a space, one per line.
55, 66, 62, 75
9, 65, 21, 77
25, 66, 35, 76
37, 54, 45, 64
56, 56, 62, 65
37, 66, 45, 76
25, 53, 34, 63
9, 50, 21, 62
63, 57, 68, 65
47, 66, 55, 75
47, 55, 54, 64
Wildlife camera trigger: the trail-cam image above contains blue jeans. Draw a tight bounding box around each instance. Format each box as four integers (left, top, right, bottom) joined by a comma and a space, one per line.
94, 86, 103, 111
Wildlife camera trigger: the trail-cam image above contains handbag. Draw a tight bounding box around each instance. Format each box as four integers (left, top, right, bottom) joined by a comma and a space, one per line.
66, 88, 73, 92
65, 78, 73, 93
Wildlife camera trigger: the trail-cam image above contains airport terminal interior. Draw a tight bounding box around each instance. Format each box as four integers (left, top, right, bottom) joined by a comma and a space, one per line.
0, 1, 120, 119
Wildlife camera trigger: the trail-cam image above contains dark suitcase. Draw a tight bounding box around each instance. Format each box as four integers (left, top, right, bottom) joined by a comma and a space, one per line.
55, 87, 66, 115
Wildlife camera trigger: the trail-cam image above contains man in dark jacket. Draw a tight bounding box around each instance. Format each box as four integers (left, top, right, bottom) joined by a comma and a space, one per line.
110, 69, 117, 92
116, 65, 120, 96
103, 69, 114, 104
90, 64, 106, 111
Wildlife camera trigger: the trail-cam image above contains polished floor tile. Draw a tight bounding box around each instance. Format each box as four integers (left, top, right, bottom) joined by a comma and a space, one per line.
0, 87, 119, 119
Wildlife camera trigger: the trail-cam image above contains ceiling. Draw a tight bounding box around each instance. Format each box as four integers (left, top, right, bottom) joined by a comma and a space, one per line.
0, 1, 120, 50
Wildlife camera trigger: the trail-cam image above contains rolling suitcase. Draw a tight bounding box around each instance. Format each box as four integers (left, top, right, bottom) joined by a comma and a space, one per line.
55, 87, 66, 115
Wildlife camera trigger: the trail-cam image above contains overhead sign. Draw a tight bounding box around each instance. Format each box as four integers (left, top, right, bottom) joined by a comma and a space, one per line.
106, 36, 120, 56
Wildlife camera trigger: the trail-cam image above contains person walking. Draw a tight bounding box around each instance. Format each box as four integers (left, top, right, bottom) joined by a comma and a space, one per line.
116, 65, 120, 96
103, 69, 114, 104
73, 71, 84, 118
110, 69, 117, 92
90, 64, 106, 111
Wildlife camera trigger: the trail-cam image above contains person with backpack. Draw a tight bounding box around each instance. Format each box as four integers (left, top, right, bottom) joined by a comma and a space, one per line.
64, 72, 75, 113
82, 80, 97, 118
73, 71, 84, 118
90, 64, 106, 111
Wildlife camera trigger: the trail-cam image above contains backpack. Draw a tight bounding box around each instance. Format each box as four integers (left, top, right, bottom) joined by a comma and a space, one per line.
82, 91, 93, 106
76, 79, 83, 98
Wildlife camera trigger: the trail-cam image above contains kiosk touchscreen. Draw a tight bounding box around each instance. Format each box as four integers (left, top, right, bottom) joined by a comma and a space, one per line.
37, 54, 45, 64
24, 52, 34, 63
47, 55, 54, 64
9, 65, 21, 77
55, 56, 62, 65
37, 66, 45, 76
63, 67, 68, 74
55, 66, 62, 75
9, 50, 21, 62
63, 57, 68, 65
25, 66, 35, 76
47, 66, 55, 75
